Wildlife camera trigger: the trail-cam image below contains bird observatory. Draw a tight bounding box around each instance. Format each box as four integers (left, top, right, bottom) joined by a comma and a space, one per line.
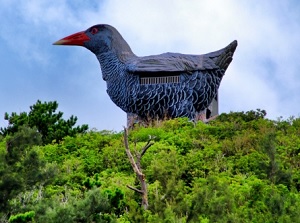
54, 24, 237, 125
54, 24, 237, 209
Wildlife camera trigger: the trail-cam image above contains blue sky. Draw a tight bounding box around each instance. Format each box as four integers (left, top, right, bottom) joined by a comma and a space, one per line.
0, 0, 299, 131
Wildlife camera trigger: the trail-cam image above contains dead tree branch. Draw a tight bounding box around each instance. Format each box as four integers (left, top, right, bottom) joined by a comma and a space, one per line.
123, 127, 154, 210
126, 185, 143, 194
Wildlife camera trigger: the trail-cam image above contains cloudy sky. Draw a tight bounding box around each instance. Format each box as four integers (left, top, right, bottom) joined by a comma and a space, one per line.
0, 0, 299, 131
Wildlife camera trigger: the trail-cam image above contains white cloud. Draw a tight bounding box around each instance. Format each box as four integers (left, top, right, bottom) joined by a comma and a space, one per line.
0, 0, 300, 130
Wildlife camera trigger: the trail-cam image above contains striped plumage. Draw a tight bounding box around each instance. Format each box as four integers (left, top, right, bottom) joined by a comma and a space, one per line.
54, 24, 237, 122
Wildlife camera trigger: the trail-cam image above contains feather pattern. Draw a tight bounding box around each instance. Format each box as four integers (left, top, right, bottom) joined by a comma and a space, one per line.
81, 24, 237, 121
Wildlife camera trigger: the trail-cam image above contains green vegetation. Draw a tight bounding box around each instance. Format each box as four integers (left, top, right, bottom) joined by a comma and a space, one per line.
1, 104, 300, 222
0, 100, 88, 144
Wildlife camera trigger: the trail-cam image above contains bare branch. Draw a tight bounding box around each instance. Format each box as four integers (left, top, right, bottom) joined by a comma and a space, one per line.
123, 127, 154, 210
140, 141, 154, 157
123, 127, 143, 175
127, 185, 143, 194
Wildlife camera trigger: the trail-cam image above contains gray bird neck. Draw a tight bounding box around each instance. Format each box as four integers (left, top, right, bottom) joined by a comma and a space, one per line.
96, 52, 121, 81
96, 52, 135, 111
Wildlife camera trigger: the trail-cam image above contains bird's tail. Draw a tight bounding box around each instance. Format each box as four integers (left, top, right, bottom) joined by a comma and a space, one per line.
208, 40, 238, 71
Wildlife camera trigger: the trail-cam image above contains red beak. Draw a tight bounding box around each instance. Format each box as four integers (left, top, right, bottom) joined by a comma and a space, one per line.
53, 31, 90, 46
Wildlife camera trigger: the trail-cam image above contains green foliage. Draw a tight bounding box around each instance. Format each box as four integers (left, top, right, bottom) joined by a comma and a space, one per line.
2, 108, 300, 222
9, 211, 35, 223
5, 125, 42, 164
0, 126, 56, 213
32, 187, 116, 223
217, 108, 267, 123
104, 188, 125, 216
1, 100, 88, 144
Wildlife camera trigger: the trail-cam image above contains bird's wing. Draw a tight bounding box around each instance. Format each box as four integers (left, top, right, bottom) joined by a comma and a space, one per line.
126, 40, 237, 75
127, 53, 216, 74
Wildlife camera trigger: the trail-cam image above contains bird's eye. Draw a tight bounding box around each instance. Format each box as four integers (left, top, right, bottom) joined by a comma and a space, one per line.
91, 27, 98, 35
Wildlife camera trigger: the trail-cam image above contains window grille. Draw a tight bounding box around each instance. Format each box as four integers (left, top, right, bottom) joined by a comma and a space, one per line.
140, 75, 180, 85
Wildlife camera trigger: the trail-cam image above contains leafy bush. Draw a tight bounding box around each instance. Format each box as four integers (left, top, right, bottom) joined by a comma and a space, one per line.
9, 211, 35, 223
1, 109, 300, 222
1, 100, 88, 144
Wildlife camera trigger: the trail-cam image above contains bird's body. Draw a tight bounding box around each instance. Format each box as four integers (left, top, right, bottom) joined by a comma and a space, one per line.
54, 24, 237, 122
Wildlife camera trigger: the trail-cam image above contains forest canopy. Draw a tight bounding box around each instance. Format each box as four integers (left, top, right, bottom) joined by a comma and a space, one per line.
1, 102, 300, 222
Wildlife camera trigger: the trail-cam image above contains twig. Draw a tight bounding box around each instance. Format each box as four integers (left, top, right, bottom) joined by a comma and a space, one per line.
127, 185, 143, 194
140, 140, 154, 157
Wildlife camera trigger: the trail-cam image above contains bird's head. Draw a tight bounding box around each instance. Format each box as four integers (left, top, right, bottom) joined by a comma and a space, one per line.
53, 24, 134, 58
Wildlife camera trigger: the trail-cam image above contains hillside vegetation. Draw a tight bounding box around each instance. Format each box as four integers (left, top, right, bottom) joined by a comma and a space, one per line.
1, 103, 300, 222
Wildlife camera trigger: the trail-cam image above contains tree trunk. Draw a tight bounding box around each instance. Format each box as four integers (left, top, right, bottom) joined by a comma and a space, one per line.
123, 127, 154, 210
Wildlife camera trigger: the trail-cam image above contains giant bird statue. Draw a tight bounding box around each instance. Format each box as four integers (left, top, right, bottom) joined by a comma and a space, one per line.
54, 24, 237, 124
